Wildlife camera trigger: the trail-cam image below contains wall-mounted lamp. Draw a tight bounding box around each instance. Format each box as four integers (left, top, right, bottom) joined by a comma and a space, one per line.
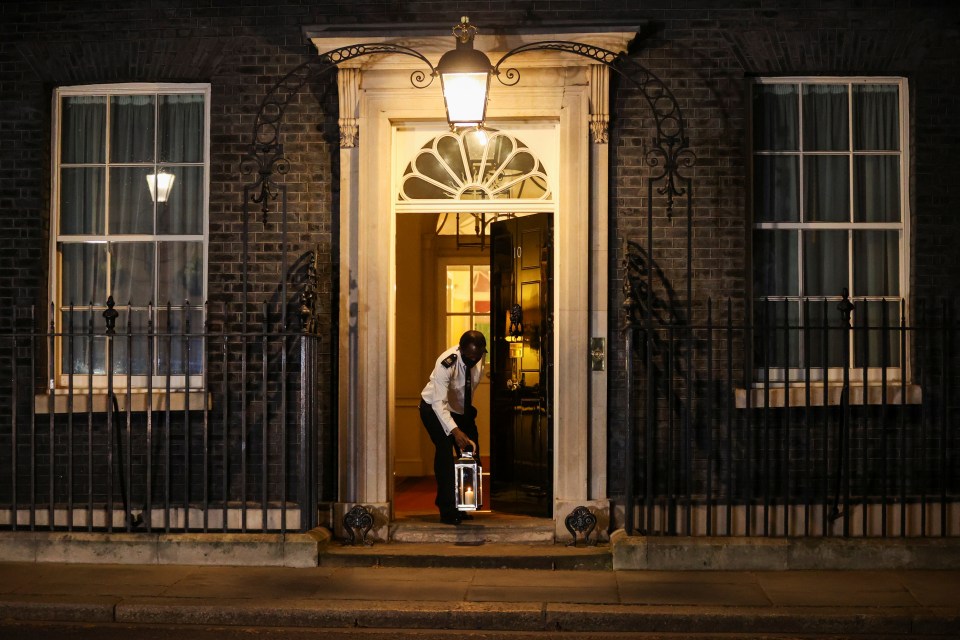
146, 169, 175, 203
436, 17, 493, 129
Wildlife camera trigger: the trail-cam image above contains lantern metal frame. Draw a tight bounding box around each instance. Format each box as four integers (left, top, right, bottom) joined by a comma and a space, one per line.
454, 448, 482, 511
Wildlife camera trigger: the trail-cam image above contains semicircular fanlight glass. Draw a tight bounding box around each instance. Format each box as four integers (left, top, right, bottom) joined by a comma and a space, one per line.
399, 129, 551, 201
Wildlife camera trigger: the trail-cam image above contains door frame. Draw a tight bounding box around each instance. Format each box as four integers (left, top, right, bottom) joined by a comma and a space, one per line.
309, 27, 630, 538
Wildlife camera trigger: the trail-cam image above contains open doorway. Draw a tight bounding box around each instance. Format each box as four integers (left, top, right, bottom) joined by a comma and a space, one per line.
393, 210, 553, 519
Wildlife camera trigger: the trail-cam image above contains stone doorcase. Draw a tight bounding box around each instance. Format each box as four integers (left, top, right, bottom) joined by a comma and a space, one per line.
305, 23, 639, 539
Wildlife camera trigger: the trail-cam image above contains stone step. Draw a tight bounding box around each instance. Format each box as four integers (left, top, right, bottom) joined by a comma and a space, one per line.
390, 514, 556, 545
320, 541, 611, 570
322, 513, 609, 569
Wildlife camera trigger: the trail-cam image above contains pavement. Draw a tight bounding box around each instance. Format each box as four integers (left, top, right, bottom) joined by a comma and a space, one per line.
0, 560, 959, 638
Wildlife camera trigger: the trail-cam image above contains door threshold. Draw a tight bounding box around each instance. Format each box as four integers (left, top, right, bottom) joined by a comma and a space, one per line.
393, 511, 551, 524
390, 511, 554, 545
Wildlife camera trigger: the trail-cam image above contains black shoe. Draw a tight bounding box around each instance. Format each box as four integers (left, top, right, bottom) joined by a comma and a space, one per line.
440, 513, 463, 525
459, 511, 474, 521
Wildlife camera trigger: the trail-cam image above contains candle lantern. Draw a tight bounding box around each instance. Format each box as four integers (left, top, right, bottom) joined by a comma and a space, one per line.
454, 448, 482, 511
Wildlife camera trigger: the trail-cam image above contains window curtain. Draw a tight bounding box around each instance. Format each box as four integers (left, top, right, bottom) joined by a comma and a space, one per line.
854, 85, 899, 151
802, 84, 848, 151
60, 96, 105, 235
753, 84, 798, 151
159, 95, 204, 235
109, 95, 155, 237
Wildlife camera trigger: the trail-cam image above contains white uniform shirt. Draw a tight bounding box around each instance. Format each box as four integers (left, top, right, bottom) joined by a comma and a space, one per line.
421, 344, 484, 436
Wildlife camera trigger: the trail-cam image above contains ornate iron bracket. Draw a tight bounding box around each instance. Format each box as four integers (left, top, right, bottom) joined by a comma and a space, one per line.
492, 41, 694, 216
564, 505, 598, 547
342, 504, 375, 546
244, 43, 437, 224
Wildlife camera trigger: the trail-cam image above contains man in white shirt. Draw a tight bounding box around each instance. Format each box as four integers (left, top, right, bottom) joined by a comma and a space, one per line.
419, 330, 486, 525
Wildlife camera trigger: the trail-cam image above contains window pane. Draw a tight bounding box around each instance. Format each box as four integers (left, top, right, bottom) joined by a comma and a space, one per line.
158, 94, 204, 163
156, 308, 204, 375
854, 301, 902, 368
446, 315, 471, 349
753, 230, 798, 297
60, 310, 106, 375
109, 166, 155, 234
415, 153, 459, 189
60, 243, 107, 306
157, 165, 204, 235
753, 156, 799, 222
111, 242, 154, 306
446, 266, 471, 312
803, 230, 848, 297
110, 95, 155, 163
854, 156, 900, 222
402, 175, 451, 199
804, 156, 849, 222
806, 300, 846, 368
158, 241, 203, 304
61, 96, 105, 164
753, 84, 798, 151
480, 135, 514, 185
853, 230, 899, 296
437, 135, 467, 182
853, 84, 899, 151
802, 84, 849, 151
473, 266, 490, 314
110, 310, 151, 375
753, 300, 799, 369
60, 167, 105, 234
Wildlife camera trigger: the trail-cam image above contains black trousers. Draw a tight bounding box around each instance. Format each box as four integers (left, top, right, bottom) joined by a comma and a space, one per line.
418, 400, 479, 516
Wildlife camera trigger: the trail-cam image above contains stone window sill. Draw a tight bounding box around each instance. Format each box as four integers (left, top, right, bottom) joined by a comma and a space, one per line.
735, 384, 922, 409
34, 391, 211, 414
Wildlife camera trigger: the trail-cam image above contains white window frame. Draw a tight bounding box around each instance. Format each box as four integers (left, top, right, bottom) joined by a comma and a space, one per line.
750, 76, 910, 385
49, 83, 211, 390
437, 257, 491, 368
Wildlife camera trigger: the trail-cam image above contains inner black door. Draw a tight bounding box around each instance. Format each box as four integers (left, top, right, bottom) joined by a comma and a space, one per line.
489, 213, 553, 517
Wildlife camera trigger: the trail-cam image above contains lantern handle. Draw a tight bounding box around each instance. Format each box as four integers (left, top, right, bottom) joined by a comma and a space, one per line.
462, 439, 479, 456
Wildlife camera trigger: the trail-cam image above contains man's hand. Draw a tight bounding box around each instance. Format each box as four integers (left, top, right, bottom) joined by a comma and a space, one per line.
451, 427, 474, 452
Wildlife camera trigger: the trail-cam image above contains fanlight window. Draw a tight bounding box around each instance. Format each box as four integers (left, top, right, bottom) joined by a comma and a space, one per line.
399, 129, 550, 201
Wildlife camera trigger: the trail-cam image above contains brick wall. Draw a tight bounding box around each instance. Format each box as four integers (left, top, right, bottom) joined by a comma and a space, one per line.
1, 1, 958, 526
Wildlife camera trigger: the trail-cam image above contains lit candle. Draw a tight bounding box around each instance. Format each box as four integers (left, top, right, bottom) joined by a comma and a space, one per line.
464, 488, 474, 504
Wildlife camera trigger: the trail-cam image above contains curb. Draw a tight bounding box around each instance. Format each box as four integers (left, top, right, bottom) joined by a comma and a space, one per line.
1, 598, 957, 635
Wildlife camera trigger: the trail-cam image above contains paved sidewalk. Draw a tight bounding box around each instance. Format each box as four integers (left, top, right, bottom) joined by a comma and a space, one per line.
0, 562, 958, 637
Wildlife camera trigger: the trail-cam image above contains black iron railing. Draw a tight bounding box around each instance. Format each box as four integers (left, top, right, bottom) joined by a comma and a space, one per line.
0, 301, 323, 534
622, 292, 959, 538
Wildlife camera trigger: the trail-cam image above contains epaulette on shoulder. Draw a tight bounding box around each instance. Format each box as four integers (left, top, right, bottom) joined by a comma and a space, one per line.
441, 353, 458, 368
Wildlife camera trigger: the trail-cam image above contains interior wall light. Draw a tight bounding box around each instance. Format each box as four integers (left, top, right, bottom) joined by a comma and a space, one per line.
146, 168, 175, 203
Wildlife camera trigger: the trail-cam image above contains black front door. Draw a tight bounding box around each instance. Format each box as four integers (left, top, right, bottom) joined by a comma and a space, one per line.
489, 213, 553, 517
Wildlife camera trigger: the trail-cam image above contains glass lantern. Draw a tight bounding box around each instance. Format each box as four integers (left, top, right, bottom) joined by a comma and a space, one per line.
454, 449, 482, 511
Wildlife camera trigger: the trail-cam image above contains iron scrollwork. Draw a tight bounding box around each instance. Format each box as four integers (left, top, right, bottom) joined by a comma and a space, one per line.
342, 504, 375, 546
298, 246, 322, 335
565, 505, 598, 547
244, 43, 437, 224
491, 41, 694, 216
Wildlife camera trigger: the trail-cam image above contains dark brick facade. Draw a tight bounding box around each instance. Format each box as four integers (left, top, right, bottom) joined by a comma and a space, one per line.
0, 1, 958, 528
